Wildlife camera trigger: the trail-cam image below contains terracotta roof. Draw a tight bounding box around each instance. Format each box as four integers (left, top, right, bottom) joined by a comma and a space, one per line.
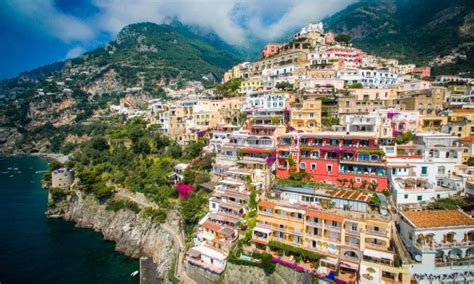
258, 201, 275, 209
202, 221, 222, 232
401, 210, 474, 228
453, 109, 474, 113
460, 136, 474, 143
306, 210, 345, 223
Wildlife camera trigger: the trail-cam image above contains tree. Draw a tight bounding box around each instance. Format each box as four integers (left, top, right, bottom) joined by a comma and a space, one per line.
166, 142, 182, 158
275, 81, 293, 90
335, 34, 351, 44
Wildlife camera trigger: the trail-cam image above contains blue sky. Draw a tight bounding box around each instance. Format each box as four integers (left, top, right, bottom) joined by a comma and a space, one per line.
0, 0, 355, 79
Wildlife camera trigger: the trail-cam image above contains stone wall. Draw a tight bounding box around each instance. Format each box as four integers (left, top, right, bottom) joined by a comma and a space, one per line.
222, 263, 311, 284
185, 261, 221, 284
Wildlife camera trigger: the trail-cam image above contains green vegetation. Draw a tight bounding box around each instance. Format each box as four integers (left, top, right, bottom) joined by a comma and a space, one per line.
334, 34, 351, 44
275, 81, 293, 91
106, 199, 141, 213
324, 0, 474, 73
346, 83, 363, 89
215, 78, 243, 95
268, 241, 323, 262
141, 207, 167, 224
275, 178, 335, 189
227, 252, 276, 275
394, 132, 414, 144
321, 117, 339, 129
49, 187, 70, 203
428, 198, 466, 210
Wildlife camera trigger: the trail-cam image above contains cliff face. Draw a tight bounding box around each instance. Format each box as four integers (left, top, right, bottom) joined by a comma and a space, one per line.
47, 191, 177, 280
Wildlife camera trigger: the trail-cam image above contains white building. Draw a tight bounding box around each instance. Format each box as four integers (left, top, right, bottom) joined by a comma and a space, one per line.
398, 210, 474, 283
337, 69, 400, 88
386, 133, 465, 206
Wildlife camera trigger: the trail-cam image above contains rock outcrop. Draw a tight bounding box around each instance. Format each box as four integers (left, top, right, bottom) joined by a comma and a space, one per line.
47, 191, 177, 281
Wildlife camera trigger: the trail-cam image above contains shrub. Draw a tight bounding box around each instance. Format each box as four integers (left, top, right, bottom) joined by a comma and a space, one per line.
106, 199, 140, 213
227, 252, 276, 275
50, 187, 68, 202
142, 207, 167, 223
268, 241, 323, 262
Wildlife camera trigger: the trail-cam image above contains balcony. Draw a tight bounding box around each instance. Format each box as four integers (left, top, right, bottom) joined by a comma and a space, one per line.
435, 258, 474, 267
365, 242, 388, 251
416, 240, 474, 250
366, 229, 388, 238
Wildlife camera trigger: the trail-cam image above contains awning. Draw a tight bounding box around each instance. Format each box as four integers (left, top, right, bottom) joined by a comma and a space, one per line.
253, 226, 272, 234
363, 249, 394, 261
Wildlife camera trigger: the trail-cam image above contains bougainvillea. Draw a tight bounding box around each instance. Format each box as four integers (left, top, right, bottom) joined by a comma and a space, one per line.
176, 182, 194, 199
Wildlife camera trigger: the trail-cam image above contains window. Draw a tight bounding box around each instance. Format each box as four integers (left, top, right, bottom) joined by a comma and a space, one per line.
311, 163, 316, 171
300, 162, 306, 170
327, 165, 333, 172
331, 221, 338, 227
351, 224, 357, 231
438, 166, 445, 176
404, 194, 408, 199
421, 167, 428, 175
417, 195, 422, 201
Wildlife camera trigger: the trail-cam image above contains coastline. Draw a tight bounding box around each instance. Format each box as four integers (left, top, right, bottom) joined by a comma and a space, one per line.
30, 152, 69, 163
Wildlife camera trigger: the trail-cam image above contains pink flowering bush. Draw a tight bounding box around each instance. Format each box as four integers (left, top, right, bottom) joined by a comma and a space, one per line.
177, 182, 194, 199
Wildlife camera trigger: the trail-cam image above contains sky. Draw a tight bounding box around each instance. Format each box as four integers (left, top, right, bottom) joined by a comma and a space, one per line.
0, 0, 356, 80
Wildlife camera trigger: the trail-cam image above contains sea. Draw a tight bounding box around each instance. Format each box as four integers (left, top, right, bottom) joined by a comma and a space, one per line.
0, 156, 139, 284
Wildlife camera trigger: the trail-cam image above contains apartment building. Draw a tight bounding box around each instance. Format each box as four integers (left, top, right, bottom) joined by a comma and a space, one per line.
252, 200, 410, 283
276, 132, 388, 191
398, 209, 474, 283
385, 133, 465, 206
290, 98, 322, 133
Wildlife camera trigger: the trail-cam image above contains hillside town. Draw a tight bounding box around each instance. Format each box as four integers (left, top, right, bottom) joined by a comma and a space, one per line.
58, 22, 474, 284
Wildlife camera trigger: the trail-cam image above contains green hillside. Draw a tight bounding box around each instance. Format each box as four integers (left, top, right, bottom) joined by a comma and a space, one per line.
324, 0, 474, 75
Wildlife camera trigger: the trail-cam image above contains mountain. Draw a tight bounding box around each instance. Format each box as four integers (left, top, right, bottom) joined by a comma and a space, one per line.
323, 0, 474, 74
0, 61, 65, 100
0, 22, 243, 154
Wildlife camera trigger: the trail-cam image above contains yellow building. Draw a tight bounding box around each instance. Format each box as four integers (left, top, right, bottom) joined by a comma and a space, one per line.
240, 78, 263, 94
444, 109, 474, 138
252, 200, 410, 284
290, 98, 322, 132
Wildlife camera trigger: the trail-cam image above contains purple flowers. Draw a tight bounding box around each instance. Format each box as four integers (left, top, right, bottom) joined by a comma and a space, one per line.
266, 151, 276, 166
271, 256, 307, 272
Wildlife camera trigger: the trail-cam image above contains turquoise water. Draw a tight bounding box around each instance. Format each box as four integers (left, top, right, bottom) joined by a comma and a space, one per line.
0, 156, 139, 283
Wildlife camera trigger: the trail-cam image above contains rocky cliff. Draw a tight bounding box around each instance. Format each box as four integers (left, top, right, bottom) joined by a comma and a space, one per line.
47, 190, 178, 281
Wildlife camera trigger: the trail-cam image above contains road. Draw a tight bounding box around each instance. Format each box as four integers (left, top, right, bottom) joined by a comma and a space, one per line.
115, 189, 195, 283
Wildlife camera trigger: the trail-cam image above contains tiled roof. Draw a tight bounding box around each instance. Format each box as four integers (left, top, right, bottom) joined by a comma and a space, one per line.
258, 201, 275, 209
401, 210, 474, 228
202, 221, 222, 232
460, 136, 474, 143
306, 210, 345, 223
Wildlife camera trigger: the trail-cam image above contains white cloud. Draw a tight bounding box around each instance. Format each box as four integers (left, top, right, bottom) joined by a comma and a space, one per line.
4, 0, 357, 46
4, 0, 95, 42
65, 47, 85, 59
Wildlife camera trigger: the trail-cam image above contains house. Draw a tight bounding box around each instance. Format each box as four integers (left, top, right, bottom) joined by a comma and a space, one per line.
398, 209, 474, 283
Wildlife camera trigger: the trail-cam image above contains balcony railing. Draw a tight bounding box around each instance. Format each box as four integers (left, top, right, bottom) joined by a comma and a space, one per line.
416, 240, 474, 250
435, 258, 474, 267
366, 229, 388, 237
365, 243, 388, 251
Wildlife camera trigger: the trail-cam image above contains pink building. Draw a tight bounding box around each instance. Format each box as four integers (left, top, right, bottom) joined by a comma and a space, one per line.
413, 66, 431, 78
261, 44, 283, 58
